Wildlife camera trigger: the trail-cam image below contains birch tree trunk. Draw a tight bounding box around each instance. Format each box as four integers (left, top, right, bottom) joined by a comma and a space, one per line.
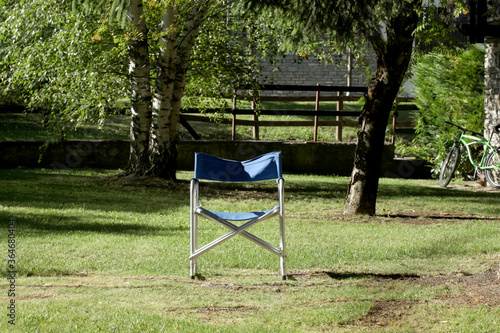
170, 4, 211, 168
125, 0, 152, 175
124, 0, 211, 179
148, 2, 211, 179
343, 5, 419, 215
148, 4, 179, 179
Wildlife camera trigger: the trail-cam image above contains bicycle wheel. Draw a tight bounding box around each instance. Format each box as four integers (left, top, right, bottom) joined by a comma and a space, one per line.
484, 149, 500, 188
439, 144, 460, 187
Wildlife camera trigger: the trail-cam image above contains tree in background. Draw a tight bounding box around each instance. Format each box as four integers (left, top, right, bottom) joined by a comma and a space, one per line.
244, 0, 459, 215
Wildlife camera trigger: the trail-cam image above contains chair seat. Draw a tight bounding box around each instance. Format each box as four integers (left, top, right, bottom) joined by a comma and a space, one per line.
196, 206, 279, 221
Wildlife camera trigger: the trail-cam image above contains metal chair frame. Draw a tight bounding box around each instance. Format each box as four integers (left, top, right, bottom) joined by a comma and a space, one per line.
189, 152, 286, 280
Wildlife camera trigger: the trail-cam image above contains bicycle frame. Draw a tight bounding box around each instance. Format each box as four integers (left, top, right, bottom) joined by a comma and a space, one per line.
458, 132, 500, 171
441, 121, 500, 188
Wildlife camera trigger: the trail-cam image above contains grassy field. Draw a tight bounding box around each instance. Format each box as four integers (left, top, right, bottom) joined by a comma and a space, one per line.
0, 113, 130, 141
0, 169, 499, 332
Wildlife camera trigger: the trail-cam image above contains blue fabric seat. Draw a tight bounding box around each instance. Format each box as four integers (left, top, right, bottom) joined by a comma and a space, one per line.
194, 151, 282, 182
189, 152, 286, 280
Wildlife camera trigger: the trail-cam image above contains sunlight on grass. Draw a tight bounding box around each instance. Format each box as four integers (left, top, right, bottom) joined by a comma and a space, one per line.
0, 169, 498, 332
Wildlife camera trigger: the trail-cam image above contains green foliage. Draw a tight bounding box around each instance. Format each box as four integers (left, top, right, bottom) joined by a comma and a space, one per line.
405, 45, 485, 175
242, 0, 461, 74
243, 0, 376, 52
0, 0, 283, 140
74, 0, 129, 26
183, 4, 284, 108
241, 0, 380, 74
413, 1, 464, 52
0, 0, 129, 137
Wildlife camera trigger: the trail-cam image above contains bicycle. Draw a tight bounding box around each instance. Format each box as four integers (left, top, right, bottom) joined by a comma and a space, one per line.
439, 121, 500, 188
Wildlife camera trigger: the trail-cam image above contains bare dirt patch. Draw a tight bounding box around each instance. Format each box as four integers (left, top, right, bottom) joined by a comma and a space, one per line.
379, 210, 500, 225
350, 299, 418, 328
290, 266, 500, 329
431, 181, 500, 193
200, 282, 244, 290
165, 305, 256, 313
432, 268, 500, 307
17, 293, 61, 301
350, 267, 499, 328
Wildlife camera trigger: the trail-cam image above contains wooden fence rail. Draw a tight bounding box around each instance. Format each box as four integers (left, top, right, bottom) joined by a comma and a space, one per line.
180, 84, 416, 143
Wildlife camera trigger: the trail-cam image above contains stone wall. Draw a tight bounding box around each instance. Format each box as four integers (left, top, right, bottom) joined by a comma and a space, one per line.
485, 37, 500, 146
0, 140, 431, 178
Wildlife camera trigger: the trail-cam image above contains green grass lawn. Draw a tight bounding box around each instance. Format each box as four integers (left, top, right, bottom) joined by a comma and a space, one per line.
0, 169, 499, 332
0, 113, 130, 141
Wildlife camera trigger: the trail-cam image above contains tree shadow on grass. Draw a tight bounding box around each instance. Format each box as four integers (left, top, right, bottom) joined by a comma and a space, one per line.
1, 169, 498, 217
289, 271, 420, 281
323, 271, 420, 280
0, 170, 191, 214
1, 211, 187, 236
284, 178, 500, 202
377, 182, 499, 198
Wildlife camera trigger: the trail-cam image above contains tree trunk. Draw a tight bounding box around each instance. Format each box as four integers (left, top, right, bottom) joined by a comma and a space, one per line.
148, 4, 179, 180
343, 75, 394, 215
343, 6, 419, 215
147, 2, 210, 180
124, 0, 152, 176
124, 0, 211, 179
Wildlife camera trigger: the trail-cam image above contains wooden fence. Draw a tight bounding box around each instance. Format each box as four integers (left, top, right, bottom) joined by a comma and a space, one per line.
180, 84, 416, 143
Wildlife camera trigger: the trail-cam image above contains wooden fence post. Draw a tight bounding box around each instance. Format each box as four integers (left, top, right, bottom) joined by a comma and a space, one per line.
251, 90, 259, 140
391, 116, 396, 144
314, 84, 320, 141
336, 91, 343, 141
232, 89, 237, 141
391, 107, 397, 144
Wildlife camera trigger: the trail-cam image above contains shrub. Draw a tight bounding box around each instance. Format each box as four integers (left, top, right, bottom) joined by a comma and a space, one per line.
406, 45, 485, 177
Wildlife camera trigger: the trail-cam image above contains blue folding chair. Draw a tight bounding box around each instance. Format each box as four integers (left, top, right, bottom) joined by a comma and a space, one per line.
190, 151, 286, 280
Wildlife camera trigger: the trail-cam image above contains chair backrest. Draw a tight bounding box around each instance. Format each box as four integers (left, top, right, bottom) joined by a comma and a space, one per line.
194, 151, 282, 182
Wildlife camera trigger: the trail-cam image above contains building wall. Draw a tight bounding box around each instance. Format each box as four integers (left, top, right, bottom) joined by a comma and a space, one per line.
261, 54, 372, 86
258, 54, 375, 97
257, 53, 416, 98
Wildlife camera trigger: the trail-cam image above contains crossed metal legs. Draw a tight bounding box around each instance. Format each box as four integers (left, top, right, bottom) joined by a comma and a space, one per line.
190, 179, 286, 280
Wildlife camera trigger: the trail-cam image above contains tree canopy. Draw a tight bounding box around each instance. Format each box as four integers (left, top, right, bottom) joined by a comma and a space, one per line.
242, 0, 462, 68
0, 0, 128, 136
243, 0, 462, 215
0, 0, 280, 136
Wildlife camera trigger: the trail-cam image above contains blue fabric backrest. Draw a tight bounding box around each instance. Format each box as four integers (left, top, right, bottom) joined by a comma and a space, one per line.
194, 151, 282, 182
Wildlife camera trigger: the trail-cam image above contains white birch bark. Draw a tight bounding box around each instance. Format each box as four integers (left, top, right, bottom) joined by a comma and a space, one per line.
148, 3, 179, 178
170, 2, 211, 147
148, 1, 212, 179
126, 0, 152, 174
124, 0, 211, 178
